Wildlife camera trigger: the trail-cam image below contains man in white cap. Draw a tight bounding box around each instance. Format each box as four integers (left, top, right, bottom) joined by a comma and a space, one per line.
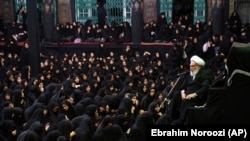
170, 55, 213, 125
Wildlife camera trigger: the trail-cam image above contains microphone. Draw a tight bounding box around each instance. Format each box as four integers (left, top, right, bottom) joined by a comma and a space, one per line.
177, 71, 189, 76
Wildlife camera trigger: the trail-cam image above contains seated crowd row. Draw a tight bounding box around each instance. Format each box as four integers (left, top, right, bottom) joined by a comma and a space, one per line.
1, 12, 249, 46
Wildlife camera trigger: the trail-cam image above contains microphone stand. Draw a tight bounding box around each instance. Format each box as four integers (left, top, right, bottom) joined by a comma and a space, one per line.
160, 74, 182, 109
155, 74, 184, 124
155, 74, 183, 124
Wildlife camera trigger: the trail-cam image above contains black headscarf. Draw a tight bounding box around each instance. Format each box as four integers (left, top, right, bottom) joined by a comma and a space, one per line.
16, 130, 40, 141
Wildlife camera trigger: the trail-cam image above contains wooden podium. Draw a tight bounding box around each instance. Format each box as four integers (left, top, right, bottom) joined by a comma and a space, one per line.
143, 0, 159, 23
0, 0, 15, 24
58, 0, 73, 24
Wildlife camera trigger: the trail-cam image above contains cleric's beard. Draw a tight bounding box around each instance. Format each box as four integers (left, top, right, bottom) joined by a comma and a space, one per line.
190, 69, 199, 77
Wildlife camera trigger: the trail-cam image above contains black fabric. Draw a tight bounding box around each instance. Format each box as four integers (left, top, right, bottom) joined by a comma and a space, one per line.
26, 0, 41, 77
226, 42, 250, 78
219, 73, 250, 124
97, 5, 107, 28
131, 0, 143, 44
43, 12, 54, 42
187, 87, 226, 124
211, 3, 225, 35
219, 42, 250, 124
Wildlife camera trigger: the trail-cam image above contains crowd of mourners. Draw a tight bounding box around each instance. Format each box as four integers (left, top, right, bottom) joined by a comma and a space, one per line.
0, 10, 250, 141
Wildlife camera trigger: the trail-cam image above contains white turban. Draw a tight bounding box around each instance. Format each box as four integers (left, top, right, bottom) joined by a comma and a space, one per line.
190, 55, 205, 66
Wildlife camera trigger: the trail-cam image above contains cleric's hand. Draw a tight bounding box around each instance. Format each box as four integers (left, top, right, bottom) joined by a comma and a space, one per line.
185, 93, 198, 100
